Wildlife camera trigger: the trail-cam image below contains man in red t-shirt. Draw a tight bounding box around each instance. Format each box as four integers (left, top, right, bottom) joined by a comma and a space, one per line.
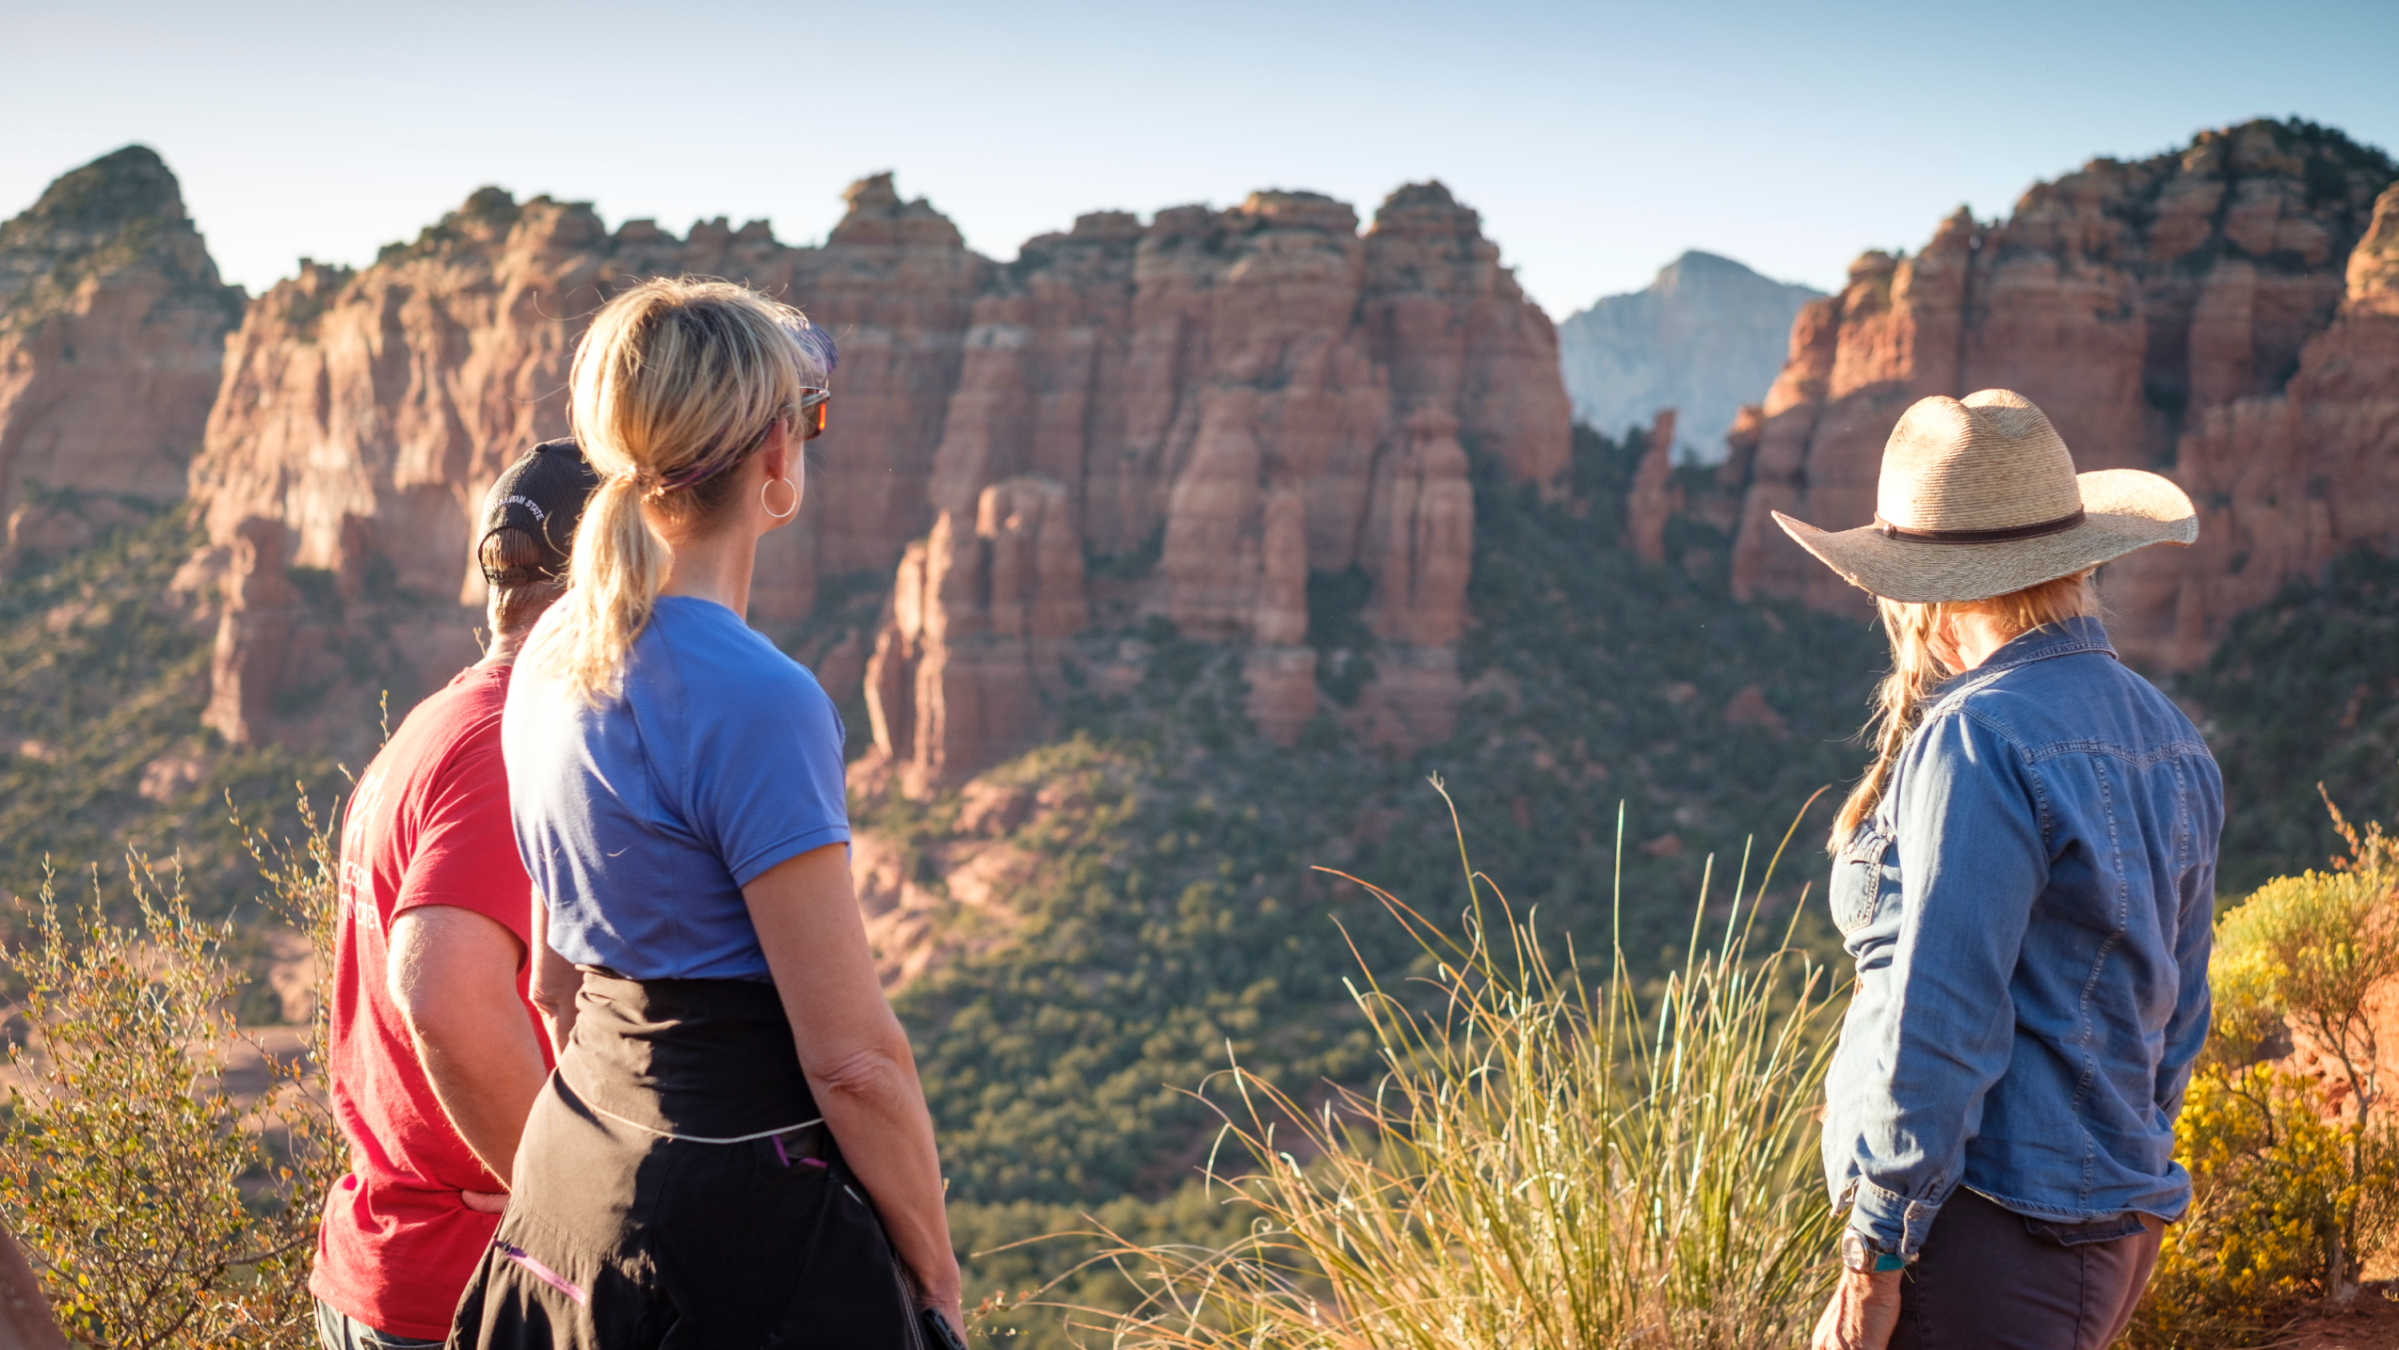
313, 442, 597, 1349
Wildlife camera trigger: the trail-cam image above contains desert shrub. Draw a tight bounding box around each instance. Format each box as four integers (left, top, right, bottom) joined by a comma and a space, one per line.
2127, 801, 2399, 1347
2130, 1064, 2369, 1347
0, 793, 345, 1349
1065, 788, 1843, 1349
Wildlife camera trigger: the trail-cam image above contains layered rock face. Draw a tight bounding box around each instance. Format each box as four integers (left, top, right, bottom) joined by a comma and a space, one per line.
867, 476, 1088, 797
0, 146, 242, 559
862, 182, 1568, 788
1558, 251, 1821, 462
184, 169, 1566, 763
2109, 178, 2399, 667
1726, 120, 2398, 667
191, 176, 985, 743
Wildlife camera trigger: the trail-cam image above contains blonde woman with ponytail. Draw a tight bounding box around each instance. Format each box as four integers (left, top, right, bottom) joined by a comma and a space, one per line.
1781, 391, 2221, 1350
455, 280, 965, 1348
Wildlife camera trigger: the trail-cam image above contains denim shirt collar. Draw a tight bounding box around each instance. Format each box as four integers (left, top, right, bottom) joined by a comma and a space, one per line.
1936, 616, 2115, 696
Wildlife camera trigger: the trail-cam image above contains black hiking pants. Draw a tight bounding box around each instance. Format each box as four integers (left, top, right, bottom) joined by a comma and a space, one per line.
447, 973, 930, 1349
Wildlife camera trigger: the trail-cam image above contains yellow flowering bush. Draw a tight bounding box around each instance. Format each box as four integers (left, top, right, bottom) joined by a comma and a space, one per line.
2129, 1064, 2379, 1346
2127, 801, 2399, 1347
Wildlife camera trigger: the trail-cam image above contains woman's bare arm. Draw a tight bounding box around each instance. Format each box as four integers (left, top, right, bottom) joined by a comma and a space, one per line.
743, 843, 961, 1335
527, 895, 584, 1055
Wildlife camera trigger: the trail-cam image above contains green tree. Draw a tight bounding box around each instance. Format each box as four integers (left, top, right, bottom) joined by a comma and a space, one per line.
0, 793, 346, 1349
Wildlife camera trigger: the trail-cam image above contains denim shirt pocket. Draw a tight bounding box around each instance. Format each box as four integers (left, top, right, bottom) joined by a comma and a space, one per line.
1830, 824, 1902, 956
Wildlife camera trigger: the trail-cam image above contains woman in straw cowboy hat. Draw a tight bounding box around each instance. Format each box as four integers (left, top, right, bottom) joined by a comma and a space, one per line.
1791, 390, 2221, 1350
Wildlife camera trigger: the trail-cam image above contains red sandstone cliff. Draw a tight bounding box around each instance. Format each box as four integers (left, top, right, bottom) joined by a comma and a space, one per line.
190, 176, 985, 743
179, 169, 1565, 762
0, 146, 242, 561
861, 182, 1568, 789
1725, 120, 2398, 668
2106, 179, 2399, 667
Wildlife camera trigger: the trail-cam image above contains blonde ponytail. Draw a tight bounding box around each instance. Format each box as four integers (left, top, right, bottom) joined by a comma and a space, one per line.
545, 278, 830, 704
1830, 570, 2102, 848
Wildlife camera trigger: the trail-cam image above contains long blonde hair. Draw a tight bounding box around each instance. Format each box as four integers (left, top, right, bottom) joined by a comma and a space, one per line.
1830, 570, 2102, 847
548, 278, 827, 703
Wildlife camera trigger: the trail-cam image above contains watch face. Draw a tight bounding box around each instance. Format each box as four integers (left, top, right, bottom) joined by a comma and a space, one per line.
1839, 1230, 1869, 1271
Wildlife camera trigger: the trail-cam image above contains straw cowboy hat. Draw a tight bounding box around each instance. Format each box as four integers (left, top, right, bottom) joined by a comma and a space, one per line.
1773, 389, 2197, 604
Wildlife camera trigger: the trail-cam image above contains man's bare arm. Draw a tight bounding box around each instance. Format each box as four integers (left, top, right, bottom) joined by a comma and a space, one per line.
387, 906, 549, 1191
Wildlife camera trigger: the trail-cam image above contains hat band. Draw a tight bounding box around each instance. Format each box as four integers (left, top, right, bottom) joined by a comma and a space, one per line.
1872, 507, 2086, 545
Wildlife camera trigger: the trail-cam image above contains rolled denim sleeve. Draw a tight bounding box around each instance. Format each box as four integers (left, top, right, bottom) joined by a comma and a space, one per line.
1844, 710, 2047, 1256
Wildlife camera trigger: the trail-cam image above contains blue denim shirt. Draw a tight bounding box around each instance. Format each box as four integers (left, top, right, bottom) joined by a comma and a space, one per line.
1823, 617, 2221, 1256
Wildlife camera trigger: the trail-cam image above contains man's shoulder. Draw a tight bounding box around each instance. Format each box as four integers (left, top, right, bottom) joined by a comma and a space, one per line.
385, 667, 512, 785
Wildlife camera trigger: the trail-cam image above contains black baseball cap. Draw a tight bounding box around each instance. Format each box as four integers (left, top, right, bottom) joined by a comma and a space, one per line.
479, 439, 600, 585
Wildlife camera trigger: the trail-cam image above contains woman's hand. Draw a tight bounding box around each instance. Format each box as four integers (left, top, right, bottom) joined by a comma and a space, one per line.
909, 1254, 964, 1331
1810, 1268, 1902, 1350
923, 1296, 968, 1348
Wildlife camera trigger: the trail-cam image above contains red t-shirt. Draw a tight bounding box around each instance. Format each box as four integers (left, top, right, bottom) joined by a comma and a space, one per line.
311, 665, 553, 1339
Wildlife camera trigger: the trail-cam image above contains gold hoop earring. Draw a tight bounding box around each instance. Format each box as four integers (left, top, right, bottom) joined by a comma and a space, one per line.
761, 475, 799, 520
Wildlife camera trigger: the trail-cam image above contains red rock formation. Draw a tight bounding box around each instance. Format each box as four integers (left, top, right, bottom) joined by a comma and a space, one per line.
185, 169, 1568, 765
2109, 179, 2399, 666
191, 177, 985, 742
1625, 409, 1680, 564
860, 181, 1563, 782
202, 517, 298, 747
1364, 183, 1571, 490
865, 476, 1088, 796
1727, 120, 2397, 666
781, 175, 991, 600
0, 146, 241, 559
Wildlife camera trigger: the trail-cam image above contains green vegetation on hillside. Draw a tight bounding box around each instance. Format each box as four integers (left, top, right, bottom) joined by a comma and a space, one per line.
2181, 551, 2399, 895
0, 510, 331, 972
881, 425, 1881, 1216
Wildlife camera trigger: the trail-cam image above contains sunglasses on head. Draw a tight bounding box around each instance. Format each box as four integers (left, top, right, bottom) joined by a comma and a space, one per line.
796, 387, 830, 441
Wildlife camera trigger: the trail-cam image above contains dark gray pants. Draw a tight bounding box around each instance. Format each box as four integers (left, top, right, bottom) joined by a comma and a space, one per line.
1891, 1189, 2164, 1350
317, 1300, 444, 1350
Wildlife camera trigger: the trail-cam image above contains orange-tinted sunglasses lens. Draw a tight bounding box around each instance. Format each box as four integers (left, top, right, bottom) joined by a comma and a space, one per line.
799, 389, 830, 441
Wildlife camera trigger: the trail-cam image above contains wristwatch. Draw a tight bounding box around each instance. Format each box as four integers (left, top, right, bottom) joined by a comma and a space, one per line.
1839, 1229, 1911, 1274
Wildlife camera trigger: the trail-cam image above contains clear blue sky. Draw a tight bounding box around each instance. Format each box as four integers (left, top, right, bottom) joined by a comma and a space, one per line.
5, 0, 2394, 318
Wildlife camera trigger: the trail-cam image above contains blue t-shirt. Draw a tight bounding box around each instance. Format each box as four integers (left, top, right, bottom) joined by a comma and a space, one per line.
503, 595, 851, 982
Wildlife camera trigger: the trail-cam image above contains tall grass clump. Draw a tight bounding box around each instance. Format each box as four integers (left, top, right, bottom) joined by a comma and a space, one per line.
1072, 785, 1844, 1349
0, 792, 347, 1349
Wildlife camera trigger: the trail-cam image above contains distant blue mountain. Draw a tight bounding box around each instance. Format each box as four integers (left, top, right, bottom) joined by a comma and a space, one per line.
1558, 251, 1822, 463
